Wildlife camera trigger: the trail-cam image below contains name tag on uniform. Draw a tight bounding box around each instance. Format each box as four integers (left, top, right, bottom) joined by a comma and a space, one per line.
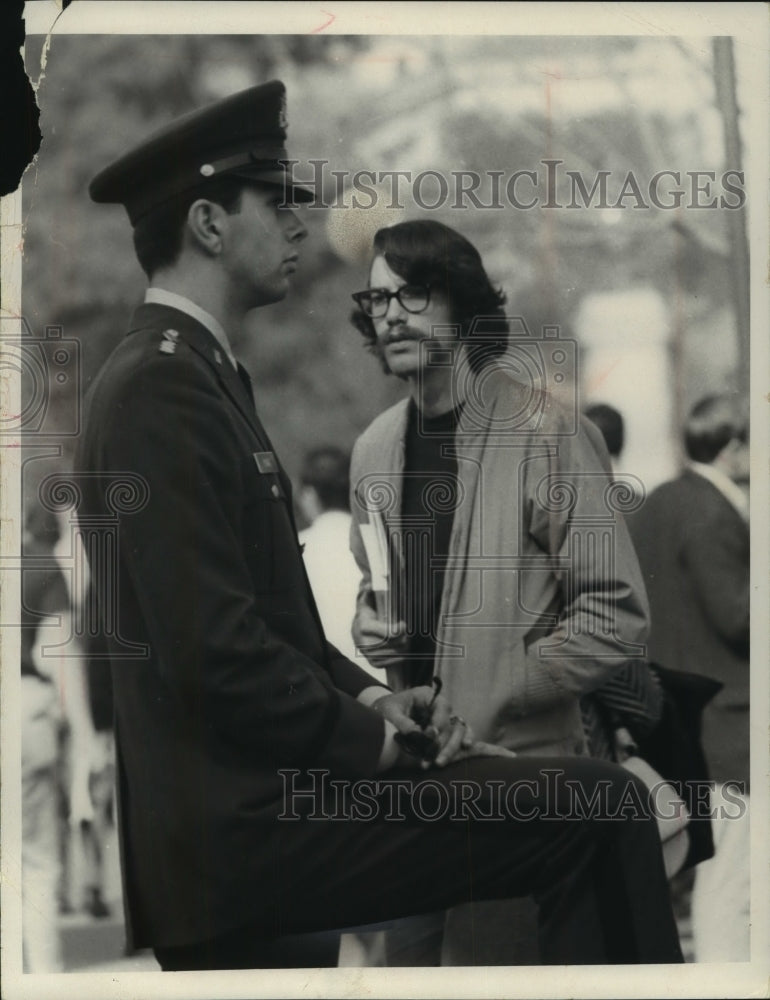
253, 451, 278, 474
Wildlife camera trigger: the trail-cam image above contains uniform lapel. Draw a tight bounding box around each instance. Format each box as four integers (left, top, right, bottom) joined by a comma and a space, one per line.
128, 303, 270, 448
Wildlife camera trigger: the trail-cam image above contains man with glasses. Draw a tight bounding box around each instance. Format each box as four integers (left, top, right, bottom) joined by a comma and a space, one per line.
349, 219, 656, 964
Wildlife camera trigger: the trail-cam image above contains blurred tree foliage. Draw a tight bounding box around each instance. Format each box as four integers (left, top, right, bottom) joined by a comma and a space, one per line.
22, 33, 743, 490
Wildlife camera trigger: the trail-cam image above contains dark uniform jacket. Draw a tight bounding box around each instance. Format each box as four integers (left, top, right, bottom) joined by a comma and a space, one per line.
75, 303, 387, 949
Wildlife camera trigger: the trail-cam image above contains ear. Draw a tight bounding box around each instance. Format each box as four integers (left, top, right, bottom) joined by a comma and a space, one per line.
186, 199, 226, 256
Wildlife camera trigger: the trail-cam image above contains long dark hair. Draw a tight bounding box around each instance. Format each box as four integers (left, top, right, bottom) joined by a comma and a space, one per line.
351, 219, 508, 374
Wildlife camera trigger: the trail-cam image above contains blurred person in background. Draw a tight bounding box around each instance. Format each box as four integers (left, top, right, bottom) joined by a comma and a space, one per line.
73, 586, 119, 922
297, 445, 379, 679
628, 393, 749, 788
583, 403, 624, 474
21, 503, 104, 965
628, 392, 750, 961
348, 219, 654, 965
20, 503, 68, 972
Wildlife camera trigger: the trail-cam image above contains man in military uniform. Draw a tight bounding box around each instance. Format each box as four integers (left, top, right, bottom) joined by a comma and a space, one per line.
77, 82, 683, 970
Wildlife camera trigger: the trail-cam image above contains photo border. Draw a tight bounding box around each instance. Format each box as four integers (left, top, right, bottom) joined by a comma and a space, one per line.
2, 3, 768, 998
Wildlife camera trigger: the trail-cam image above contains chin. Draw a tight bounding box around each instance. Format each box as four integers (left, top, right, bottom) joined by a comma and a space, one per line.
254, 284, 289, 308
387, 360, 420, 379
384, 350, 420, 377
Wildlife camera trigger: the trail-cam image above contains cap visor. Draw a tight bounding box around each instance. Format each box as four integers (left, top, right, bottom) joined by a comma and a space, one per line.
231, 168, 315, 204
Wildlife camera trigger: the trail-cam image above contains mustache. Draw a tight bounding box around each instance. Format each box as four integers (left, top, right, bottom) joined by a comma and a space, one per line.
381, 326, 424, 345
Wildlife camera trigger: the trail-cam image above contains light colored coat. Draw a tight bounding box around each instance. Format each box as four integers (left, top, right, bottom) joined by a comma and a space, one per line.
350, 368, 649, 756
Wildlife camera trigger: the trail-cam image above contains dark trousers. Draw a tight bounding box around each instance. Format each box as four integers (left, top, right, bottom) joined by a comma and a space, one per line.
154, 756, 683, 970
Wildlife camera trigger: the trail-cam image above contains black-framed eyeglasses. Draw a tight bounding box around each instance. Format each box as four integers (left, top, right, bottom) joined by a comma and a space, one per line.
351, 284, 431, 319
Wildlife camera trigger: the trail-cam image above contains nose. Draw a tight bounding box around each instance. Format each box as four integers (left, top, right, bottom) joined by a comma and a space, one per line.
286, 209, 307, 244
384, 294, 405, 326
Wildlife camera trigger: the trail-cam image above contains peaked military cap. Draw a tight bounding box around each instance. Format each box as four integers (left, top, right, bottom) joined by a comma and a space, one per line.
89, 80, 313, 224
